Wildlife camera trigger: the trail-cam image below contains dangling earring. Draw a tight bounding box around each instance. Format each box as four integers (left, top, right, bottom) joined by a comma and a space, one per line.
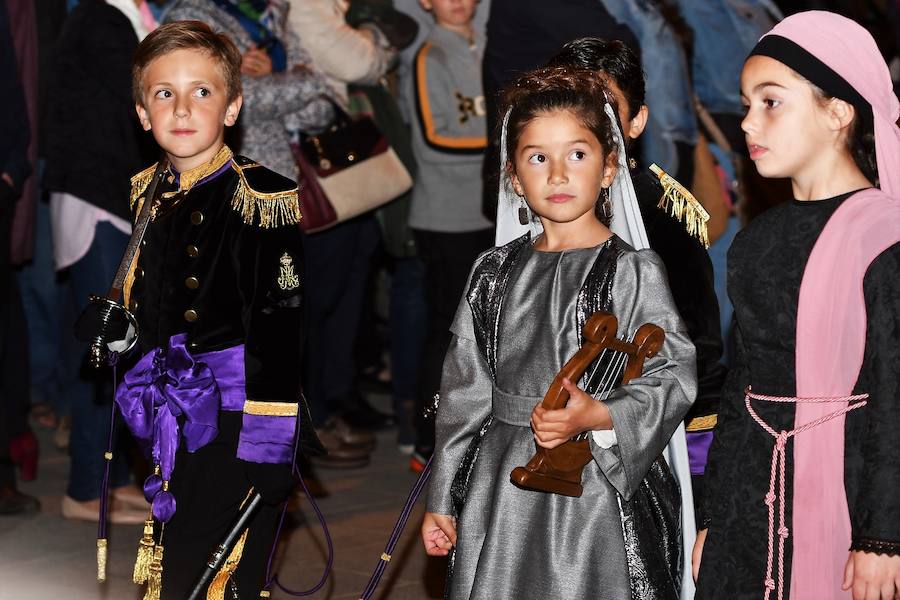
518, 198, 530, 225
628, 157, 637, 170
600, 187, 612, 222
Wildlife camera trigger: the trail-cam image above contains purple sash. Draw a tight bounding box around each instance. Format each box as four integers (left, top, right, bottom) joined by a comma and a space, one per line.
115, 333, 244, 520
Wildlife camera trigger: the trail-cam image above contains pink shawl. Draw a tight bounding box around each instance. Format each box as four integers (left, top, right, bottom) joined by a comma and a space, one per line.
763, 12, 900, 598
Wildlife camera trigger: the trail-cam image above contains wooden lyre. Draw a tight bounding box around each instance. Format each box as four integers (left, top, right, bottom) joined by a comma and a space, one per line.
510, 311, 665, 497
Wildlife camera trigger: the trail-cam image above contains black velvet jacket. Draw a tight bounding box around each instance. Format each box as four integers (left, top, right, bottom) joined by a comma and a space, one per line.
632, 167, 727, 428
127, 147, 322, 460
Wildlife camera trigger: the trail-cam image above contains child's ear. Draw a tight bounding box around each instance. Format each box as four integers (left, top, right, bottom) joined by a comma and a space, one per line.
628, 105, 649, 140
418, 0, 432, 11
224, 95, 243, 126
135, 103, 152, 132
601, 154, 618, 188
827, 98, 855, 133
507, 161, 525, 196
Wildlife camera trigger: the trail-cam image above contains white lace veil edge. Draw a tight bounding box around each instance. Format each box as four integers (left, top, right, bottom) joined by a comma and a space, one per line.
493, 102, 650, 251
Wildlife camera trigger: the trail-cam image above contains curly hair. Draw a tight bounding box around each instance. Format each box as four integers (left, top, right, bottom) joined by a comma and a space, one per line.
501, 66, 619, 224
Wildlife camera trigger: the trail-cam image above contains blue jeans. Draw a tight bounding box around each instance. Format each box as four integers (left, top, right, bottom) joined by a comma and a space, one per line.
17, 192, 69, 417
66, 222, 130, 500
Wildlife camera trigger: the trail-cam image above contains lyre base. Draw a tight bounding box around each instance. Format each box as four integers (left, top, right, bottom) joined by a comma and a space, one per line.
510, 440, 593, 498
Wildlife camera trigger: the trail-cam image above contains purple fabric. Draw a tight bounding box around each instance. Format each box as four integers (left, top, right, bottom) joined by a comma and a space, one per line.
115, 334, 245, 520
685, 431, 714, 475
237, 413, 296, 464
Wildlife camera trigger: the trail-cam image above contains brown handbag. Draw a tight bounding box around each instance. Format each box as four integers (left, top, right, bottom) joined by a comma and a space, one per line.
510, 311, 665, 497
292, 107, 412, 233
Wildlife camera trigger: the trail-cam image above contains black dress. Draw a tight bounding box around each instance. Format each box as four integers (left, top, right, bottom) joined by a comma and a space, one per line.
696, 192, 900, 598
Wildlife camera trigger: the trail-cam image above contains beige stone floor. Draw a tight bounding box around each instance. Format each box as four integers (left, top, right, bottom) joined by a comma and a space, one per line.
0, 398, 446, 600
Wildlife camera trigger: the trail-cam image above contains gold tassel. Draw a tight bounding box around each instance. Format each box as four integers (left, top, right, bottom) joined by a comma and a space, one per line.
142, 545, 164, 600
649, 163, 711, 248
231, 167, 301, 228
133, 517, 156, 584
206, 529, 250, 600
97, 538, 108, 582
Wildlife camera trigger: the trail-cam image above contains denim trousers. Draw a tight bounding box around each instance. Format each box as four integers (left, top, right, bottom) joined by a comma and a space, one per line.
66, 222, 131, 500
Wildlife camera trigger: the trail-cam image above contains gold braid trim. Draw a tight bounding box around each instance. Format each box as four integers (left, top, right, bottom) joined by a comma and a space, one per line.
230, 162, 302, 228
686, 414, 718, 432
243, 400, 299, 417
130, 164, 158, 211
650, 163, 711, 249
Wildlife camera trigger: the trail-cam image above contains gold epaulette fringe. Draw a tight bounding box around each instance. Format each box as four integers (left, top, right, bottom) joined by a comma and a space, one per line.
650, 164, 711, 248
230, 162, 302, 228
130, 164, 158, 211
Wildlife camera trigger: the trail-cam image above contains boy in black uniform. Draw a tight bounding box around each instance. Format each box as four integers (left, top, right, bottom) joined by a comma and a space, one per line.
105, 21, 321, 598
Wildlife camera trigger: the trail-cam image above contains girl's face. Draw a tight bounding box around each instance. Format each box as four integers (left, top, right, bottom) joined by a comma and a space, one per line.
509, 109, 616, 228
740, 55, 841, 181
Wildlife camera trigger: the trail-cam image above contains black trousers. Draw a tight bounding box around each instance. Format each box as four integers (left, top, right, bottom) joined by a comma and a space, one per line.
0, 203, 30, 489
303, 215, 379, 425
161, 412, 280, 599
412, 228, 493, 450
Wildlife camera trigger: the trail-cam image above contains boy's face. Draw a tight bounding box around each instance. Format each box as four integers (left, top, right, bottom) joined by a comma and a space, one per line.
420, 0, 477, 30
136, 48, 242, 172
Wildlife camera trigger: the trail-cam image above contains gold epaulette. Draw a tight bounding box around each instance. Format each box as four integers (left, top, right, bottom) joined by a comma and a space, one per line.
229, 159, 302, 228
650, 164, 711, 249
129, 163, 158, 211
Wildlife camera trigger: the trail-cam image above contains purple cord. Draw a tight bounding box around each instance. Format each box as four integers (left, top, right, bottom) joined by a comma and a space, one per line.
260, 396, 334, 597
359, 455, 433, 600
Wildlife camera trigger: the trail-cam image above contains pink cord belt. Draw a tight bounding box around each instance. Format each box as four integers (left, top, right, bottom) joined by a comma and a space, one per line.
743, 386, 868, 600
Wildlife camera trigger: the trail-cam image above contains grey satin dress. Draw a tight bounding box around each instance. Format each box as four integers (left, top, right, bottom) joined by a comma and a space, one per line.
427, 241, 697, 599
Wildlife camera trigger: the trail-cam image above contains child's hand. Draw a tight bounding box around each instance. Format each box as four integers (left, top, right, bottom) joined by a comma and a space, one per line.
422, 512, 457, 556
530, 377, 612, 449
241, 45, 273, 77
692, 528, 708, 582
842, 550, 900, 599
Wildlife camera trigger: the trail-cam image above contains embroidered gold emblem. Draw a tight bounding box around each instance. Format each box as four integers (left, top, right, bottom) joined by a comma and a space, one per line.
277, 252, 300, 290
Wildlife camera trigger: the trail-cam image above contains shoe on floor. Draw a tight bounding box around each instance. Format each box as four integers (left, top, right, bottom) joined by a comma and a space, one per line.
113, 485, 149, 510
336, 393, 394, 431
61, 495, 146, 525
0, 487, 40, 515
410, 447, 432, 473
325, 416, 376, 451
310, 426, 371, 469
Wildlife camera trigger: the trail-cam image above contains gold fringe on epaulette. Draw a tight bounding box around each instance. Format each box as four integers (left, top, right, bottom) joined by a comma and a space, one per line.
231, 167, 302, 228
97, 538, 108, 582
130, 164, 158, 210
650, 163, 711, 248
206, 529, 250, 600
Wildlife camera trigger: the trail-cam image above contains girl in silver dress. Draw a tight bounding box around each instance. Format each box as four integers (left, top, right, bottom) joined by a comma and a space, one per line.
421, 67, 698, 599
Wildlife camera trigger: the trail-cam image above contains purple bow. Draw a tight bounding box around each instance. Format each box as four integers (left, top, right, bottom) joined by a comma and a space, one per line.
115, 333, 231, 521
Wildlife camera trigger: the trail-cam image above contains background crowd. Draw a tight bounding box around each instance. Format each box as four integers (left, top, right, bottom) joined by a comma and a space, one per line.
1, 0, 898, 523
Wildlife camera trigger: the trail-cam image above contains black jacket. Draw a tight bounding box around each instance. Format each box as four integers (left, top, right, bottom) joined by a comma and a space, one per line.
633, 166, 726, 425
44, 0, 156, 220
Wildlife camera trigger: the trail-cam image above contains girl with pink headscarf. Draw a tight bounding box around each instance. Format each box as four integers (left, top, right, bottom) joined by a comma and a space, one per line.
692, 10, 900, 600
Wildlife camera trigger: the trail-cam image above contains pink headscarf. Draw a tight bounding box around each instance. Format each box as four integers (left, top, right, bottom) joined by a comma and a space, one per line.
757, 11, 900, 599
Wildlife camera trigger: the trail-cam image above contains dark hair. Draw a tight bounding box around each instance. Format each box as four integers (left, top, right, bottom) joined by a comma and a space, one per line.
501, 66, 618, 225
808, 85, 879, 187
133, 21, 243, 106
547, 38, 645, 120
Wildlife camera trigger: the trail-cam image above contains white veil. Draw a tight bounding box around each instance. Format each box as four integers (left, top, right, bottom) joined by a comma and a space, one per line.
494, 101, 697, 599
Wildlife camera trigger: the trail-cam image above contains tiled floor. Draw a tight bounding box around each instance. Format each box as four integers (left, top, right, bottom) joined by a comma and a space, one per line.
0, 400, 446, 600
